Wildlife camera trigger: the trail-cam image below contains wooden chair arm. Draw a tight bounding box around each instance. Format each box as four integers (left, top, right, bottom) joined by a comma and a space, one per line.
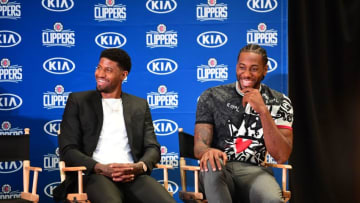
181, 165, 201, 171
156, 164, 174, 169
263, 163, 292, 169
62, 166, 87, 172
27, 166, 42, 172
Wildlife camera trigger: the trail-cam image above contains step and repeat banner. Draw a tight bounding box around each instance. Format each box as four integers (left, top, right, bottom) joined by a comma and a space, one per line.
0, 0, 288, 202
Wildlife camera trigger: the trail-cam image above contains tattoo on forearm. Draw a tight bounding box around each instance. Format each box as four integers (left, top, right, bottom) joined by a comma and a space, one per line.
195, 124, 213, 146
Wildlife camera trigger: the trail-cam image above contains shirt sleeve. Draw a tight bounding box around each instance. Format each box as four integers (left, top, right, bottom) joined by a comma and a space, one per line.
274, 94, 294, 129
195, 89, 215, 124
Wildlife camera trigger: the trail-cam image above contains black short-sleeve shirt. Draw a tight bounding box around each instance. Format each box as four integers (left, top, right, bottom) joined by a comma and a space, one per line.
196, 82, 293, 165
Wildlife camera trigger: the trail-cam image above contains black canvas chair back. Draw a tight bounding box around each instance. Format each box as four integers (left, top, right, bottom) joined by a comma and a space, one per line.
178, 129, 196, 160
0, 128, 42, 203
0, 134, 30, 161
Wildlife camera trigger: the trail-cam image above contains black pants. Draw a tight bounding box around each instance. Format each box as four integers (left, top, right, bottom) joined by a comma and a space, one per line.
84, 174, 176, 203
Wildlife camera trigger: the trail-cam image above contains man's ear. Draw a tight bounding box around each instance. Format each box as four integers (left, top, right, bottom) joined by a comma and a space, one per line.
263, 64, 268, 76
122, 71, 129, 78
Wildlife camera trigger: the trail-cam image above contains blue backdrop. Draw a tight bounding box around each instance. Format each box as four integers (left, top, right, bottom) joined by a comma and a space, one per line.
0, 0, 288, 202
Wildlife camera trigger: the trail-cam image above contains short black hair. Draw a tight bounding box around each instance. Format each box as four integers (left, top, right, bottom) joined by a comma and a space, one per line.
100, 48, 132, 73
237, 44, 268, 66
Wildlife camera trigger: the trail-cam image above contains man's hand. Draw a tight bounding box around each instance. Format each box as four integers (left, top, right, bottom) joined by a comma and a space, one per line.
94, 163, 134, 182
242, 87, 267, 115
199, 148, 228, 172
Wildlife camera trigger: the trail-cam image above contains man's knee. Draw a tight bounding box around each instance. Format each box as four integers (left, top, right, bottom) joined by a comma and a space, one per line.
200, 160, 227, 184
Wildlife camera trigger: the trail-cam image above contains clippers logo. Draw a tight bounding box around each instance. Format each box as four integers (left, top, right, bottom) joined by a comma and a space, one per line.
43, 57, 75, 75
0, 161, 22, 174
267, 57, 277, 73
247, 23, 278, 47
153, 119, 178, 136
197, 58, 228, 82
146, 24, 178, 48
0, 58, 22, 83
159, 146, 179, 168
147, 85, 178, 109
197, 31, 227, 48
43, 85, 70, 109
0, 0, 21, 19
0, 30, 21, 47
0, 184, 21, 199
44, 182, 61, 198
146, 0, 177, 14
0, 93, 22, 111
94, 0, 126, 22
196, 0, 227, 21
147, 58, 178, 75
43, 148, 60, 172
42, 22, 75, 47
0, 121, 23, 135
247, 0, 278, 13
95, 32, 126, 48
157, 180, 179, 194
44, 119, 61, 136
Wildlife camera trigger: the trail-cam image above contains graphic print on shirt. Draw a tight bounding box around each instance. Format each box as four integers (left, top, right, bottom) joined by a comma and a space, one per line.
224, 104, 266, 165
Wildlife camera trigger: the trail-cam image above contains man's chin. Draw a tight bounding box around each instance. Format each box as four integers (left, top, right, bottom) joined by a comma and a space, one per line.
96, 86, 107, 93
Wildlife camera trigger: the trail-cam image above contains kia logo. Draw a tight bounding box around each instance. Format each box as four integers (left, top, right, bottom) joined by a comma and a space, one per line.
153, 119, 178, 136
0, 93, 23, 111
0, 30, 21, 48
43, 57, 75, 75
42, 0, 74, 12
158, 180, 179, 194
267, 57, 278, 73
146, 0, 177, 14
147, 58, 178, 75
247, 0, 278, 13
44, 120, 61, 136
0, 161, 23, 174
197, 31, 227, 48
44, 182, 61, 198
95, 32, 127, 48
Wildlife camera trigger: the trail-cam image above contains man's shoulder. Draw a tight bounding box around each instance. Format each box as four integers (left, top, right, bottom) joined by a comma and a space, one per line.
203, 82, 235, 95
122, 92, 146, 103
198, 82, 236, 105
69, 90, 99, 99
261, 84, 291, 102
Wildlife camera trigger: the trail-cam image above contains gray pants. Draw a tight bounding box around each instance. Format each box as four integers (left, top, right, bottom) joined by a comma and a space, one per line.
200, 161, 283, 203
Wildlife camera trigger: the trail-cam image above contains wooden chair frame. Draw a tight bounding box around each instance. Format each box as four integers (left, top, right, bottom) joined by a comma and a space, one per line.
155, 164, 174, 196
59, 161, 89, 203
178, 128, 292, 203
0, 128, 43, 202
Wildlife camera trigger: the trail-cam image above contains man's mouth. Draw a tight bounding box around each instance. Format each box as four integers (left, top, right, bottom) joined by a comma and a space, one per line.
96, 78, 107, 85
240, 79, 254, 87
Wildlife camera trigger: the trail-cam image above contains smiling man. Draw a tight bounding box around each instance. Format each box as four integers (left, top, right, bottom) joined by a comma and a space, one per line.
194, 44, 294, 203
54, 48, 175, 203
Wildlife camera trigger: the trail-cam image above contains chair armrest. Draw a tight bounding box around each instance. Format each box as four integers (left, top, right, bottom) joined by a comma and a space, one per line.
156, 164, 174, 169
181, 165, 200, 171
263, 163, 292, 169
27, 166, 42, 172
62, 166, 87, 172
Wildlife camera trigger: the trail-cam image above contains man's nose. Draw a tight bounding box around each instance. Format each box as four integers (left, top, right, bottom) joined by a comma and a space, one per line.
242, 69, 251, 77
96, 68, 105, 77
